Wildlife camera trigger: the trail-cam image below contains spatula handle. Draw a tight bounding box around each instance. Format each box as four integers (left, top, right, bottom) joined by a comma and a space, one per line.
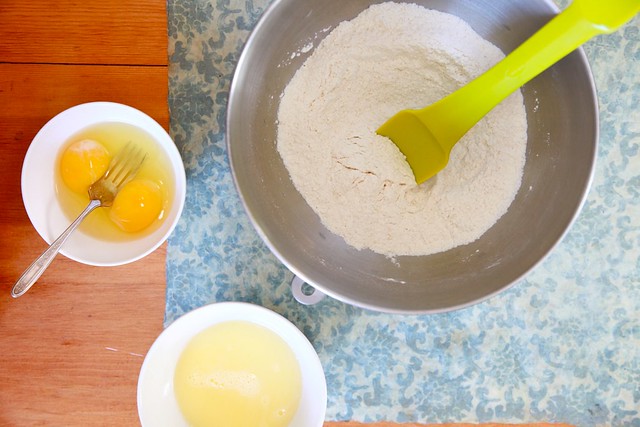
425, 1, 634, 150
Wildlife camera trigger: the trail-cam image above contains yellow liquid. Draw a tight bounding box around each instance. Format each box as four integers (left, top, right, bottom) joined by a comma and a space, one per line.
174, 321, 302, 427
54, 122, 175, 241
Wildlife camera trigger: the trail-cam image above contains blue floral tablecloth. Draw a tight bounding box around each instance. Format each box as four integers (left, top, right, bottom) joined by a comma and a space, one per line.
165, 0, 640, 424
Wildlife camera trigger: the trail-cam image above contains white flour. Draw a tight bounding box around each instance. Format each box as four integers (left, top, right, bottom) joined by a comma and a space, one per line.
277, 3, 527, 257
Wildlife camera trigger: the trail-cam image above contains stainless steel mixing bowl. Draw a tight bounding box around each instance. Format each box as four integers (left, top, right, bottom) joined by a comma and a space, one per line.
227, 0, 597, 313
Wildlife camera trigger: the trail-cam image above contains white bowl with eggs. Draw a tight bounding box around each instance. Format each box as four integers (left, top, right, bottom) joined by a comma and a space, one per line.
21, 102, 186, 266
137, 302, 327, 427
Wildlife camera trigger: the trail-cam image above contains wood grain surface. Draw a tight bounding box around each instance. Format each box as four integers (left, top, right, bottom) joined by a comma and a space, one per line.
0, 0, 167, 65
0, 65, 168, 425
0, 1, 168, 425
0, 0, 572, 425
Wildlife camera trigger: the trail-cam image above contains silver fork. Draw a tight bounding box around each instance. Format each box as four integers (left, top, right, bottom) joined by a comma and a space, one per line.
11, 143, 146, 298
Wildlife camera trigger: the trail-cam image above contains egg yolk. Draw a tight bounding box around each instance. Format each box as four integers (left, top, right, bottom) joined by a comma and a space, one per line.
109, 179, 163, 233
60, 139, 111, 194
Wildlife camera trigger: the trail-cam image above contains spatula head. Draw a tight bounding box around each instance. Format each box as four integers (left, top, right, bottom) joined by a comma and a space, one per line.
377, 109, 450, 184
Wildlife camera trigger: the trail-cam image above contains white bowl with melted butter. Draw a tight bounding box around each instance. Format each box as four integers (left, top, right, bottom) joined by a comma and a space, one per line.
137, 302, 327, 427
21, 102, 186, 266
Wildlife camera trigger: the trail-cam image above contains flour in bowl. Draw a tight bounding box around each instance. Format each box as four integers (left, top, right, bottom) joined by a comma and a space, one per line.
276, 2, 527, 257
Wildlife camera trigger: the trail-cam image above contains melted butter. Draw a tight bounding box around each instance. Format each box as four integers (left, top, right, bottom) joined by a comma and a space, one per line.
174, 321, 302, 427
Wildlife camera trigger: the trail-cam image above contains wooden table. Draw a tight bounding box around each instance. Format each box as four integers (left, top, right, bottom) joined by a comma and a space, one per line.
0, 1, 168, 425
0, 1, 569, 426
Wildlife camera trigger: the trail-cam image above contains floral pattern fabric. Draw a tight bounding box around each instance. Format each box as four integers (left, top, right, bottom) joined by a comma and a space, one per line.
166, 0, 640, 424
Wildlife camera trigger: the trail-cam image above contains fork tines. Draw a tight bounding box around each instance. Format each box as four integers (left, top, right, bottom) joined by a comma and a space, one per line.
106, 142, 147, 188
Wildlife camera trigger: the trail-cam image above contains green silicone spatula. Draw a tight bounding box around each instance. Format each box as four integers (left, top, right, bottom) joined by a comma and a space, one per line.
377, 0, 640, 184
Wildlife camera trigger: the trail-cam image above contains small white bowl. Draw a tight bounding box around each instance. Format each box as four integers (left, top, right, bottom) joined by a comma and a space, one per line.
137, 302, 327, 427
21, 102, 186, 266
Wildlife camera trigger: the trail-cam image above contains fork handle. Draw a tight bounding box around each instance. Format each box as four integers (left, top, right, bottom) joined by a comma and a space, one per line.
11, 199, 102, 298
